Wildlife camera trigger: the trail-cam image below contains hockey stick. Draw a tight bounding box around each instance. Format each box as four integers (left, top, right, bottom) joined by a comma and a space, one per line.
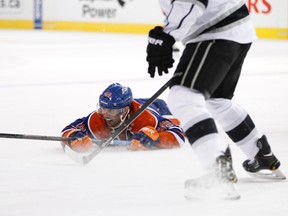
64, 72, 182, 165
0, 132, 130, 146
0, 133, 75, 142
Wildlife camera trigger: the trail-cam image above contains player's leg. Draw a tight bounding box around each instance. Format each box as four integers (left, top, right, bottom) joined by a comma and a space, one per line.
168, 40, 241, 180
206, 42, 285, 180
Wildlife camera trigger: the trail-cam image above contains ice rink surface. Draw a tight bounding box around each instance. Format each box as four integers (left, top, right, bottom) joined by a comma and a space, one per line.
0, 30, 288, 216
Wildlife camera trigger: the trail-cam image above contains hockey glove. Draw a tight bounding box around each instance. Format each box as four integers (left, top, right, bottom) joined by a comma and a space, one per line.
146, 26, 175, 78
129, 126, 160, 151
69, 130, 93, 152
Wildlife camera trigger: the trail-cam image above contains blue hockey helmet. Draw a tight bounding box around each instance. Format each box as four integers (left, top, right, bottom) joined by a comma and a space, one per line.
99, 83, 133, 109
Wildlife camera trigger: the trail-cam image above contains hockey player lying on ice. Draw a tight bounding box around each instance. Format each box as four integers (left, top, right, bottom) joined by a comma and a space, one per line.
61, 83, 185, 152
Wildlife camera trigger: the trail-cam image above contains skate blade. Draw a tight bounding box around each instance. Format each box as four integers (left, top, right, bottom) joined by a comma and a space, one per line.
184, 179, 241, 201
246, 168, 286, 180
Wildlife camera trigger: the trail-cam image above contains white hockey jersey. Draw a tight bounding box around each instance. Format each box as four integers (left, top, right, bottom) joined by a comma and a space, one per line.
159, 0, 257, 44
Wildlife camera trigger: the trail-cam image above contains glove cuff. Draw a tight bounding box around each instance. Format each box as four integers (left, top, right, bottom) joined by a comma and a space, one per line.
132, 126, 160, 148
148, 26, 175, 47
139, 126, 159, 141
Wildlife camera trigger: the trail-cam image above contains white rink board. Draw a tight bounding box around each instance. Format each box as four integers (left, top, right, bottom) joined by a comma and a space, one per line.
0, 0, 287, 29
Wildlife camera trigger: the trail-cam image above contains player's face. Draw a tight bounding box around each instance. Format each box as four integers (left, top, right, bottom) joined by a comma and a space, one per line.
99, 107, 126, 128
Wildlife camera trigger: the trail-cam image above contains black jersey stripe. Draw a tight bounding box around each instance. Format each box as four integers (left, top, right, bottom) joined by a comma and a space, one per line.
201, 4, 250, 35
182, 2, 248, 43
176, 5, 195, 30
168, 4, 195, 34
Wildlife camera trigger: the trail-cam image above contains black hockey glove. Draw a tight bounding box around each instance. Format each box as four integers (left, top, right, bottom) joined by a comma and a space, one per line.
146, 26, 175, 78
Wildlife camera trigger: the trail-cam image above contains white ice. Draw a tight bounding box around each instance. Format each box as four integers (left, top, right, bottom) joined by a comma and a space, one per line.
0, 30, 288, 216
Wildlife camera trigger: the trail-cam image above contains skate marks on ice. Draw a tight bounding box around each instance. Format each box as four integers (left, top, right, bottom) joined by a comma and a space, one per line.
184, 176, 240, 201
184, 175, 287, 202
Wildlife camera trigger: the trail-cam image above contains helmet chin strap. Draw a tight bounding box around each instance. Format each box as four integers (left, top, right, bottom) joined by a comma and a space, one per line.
109, 107, 130, 130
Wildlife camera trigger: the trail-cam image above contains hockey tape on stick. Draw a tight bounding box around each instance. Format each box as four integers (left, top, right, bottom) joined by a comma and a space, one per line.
68, 72, 183, 165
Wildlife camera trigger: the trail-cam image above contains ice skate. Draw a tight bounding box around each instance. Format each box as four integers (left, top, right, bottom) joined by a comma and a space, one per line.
185, 146, 240, 201
243, 135, 286, 180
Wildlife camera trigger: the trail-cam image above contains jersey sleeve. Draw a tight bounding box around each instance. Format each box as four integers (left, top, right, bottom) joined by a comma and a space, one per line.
61, 111, 112, 141
156, 118, 185, 148
161, 0, 207, 41
61, 114, 91, 145
130, 100, 185, 149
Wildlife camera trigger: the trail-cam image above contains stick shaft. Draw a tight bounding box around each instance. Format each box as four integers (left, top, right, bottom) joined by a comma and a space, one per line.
0, 133, 130, 145
0, 133, 74, 142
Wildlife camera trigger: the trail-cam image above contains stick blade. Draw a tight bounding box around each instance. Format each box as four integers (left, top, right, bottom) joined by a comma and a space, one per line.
63, 144, 105, 165
63, 145, 90, 165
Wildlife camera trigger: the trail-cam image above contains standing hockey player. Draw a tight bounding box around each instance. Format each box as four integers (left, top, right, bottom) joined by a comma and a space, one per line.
146, 0, 285, 199
61, 83, 185, 152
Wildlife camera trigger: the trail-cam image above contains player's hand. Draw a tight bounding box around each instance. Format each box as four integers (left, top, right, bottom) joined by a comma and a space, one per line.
129, 126, 159, 151
69, 131, 93, 152
71, 136, 93, 152
146, 26, 175, 78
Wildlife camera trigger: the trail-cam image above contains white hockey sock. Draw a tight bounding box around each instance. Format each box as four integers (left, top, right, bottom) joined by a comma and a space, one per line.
192, 134, 227, 170
235, 129, 261, 161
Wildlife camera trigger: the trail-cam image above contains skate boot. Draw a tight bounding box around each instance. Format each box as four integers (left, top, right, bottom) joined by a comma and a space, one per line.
242, 135, 286, 180
185, 146, 240, 200
216, 146, 238, 183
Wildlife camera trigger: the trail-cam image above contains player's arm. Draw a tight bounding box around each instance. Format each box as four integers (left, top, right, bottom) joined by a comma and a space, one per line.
162, 0, 207, 40
157, 123, 185, 148
129, 118, 185, 151
61, 116, 93, 152
146, 0, 206, 78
